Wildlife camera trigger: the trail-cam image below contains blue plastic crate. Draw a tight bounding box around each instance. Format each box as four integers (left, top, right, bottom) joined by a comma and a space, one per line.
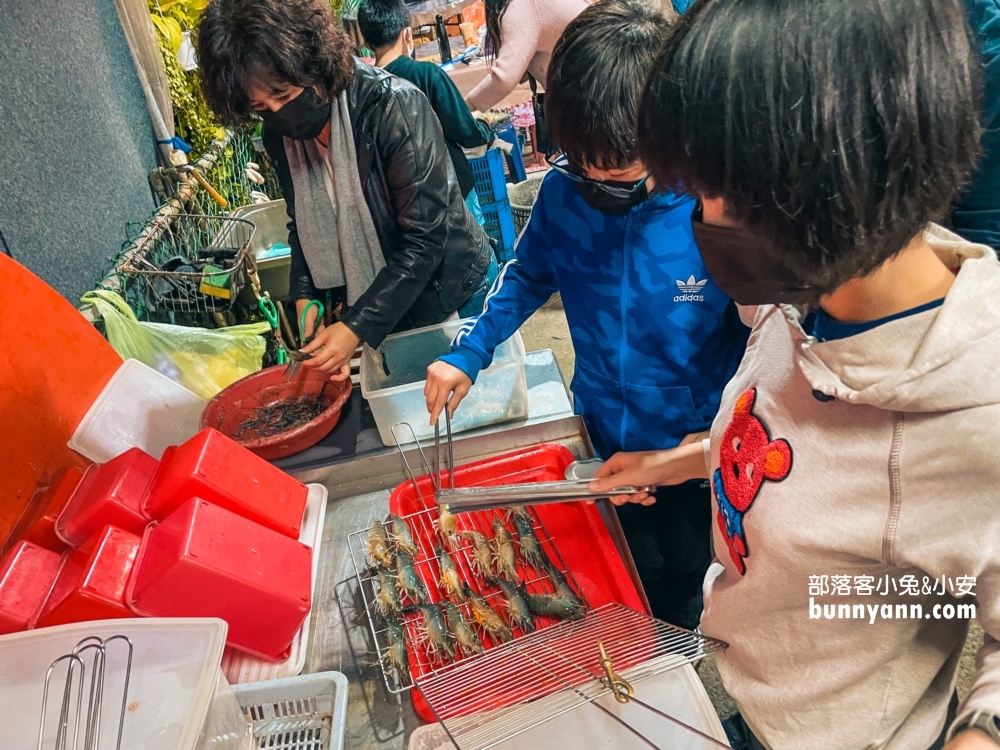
470, 148, 509, 205
494, 121, 528, 182
481, 198, 517, 263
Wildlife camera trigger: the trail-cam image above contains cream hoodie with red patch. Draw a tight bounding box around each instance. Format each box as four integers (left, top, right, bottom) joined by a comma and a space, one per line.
700, 225, 1000, 750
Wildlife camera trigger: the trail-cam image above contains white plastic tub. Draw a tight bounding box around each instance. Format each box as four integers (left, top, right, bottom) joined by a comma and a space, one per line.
0, 617, 247, 750
361, 320, 528, 445
68, 358, 205, 462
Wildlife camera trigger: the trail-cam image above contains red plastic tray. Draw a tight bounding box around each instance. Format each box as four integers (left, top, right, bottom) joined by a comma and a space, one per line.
36, 525, 140, 628
21, 466, 84, 552
0, 541, 63, 634
385, 444, 644, 722
145, 428, 308, 539
127, 497, 312, 662
55, 448, 154, 547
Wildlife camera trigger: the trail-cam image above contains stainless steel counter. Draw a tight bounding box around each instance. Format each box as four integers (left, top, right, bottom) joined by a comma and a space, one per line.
295, 415, 647, 750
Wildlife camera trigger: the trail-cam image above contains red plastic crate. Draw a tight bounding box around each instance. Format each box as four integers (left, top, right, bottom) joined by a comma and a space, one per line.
35, 525, 140, 628
55, 449, 155, 547
386, 444, 645, 721
145, 428, 308, 539
21, 466, 85, 552
127, 498, 312, 661
0, 541, 63, 634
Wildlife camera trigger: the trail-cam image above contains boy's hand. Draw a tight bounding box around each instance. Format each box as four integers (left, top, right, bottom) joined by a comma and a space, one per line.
425, 361, 473, 425
943, 731, 1000, 750
589, 442, 709, 506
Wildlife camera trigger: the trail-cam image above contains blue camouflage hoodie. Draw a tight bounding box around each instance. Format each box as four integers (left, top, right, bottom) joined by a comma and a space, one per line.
440, 171, 749, 459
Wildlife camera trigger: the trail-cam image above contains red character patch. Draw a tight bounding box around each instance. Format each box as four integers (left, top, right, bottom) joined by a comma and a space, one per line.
713, 389, 792, 574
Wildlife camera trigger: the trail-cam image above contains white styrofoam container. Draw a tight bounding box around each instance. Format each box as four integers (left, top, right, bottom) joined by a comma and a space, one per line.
361, 319, 528, 446
221, 484, 328, 684
407, 664, 728, 750
0, 617, 242, 750
68, 358, 205, 462
232, 672, 349, 750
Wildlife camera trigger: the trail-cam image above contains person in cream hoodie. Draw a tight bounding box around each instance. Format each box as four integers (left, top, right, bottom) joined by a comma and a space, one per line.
590, 0, 1000, 749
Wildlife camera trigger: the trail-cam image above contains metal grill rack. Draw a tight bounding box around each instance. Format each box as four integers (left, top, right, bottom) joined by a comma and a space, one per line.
418, 603, 727, 750
347, 501, 585, 694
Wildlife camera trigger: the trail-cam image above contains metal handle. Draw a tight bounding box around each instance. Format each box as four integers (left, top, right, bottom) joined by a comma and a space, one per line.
436, 479, 656, 513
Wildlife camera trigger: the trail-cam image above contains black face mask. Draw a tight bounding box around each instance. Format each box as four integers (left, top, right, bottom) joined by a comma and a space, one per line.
575, 178, 649, 214
691, 219, 821, 306
258, 88, 330, 141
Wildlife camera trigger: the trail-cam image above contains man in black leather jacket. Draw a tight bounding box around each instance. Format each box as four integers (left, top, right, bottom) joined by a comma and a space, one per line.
197, 0, 492, 376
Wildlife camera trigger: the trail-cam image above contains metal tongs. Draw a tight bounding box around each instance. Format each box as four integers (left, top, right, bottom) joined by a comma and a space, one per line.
424, 414, 654, 511
435, 478, 657, 513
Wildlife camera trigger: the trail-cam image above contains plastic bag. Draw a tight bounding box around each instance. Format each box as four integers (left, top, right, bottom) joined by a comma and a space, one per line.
82, 290, 270, 400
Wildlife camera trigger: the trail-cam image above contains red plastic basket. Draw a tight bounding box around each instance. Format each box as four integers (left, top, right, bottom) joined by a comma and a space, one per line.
145, 428, 308, 539
127, 498, 312, 661
55, 448, 155, 547
0, 541, 63, 634
36, 525, 141, 628
21, 466, 84, 552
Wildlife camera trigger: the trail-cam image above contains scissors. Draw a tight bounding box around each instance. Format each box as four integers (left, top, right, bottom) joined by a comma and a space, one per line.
284, 300, 325, 380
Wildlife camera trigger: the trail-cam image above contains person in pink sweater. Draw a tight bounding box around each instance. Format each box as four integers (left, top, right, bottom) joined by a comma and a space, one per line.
465, 0, 589, 112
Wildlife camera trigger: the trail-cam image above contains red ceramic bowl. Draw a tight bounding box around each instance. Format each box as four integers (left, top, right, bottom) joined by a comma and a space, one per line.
200, 366, 352, 460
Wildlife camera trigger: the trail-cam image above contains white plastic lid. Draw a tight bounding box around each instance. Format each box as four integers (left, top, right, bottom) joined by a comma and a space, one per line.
0, 617, 228, 750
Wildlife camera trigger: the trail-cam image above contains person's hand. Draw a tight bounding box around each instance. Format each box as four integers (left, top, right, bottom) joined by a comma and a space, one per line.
942, 730, 1000, 750
295, 298, 322, 341
301, 321, 360, 376
589, 442, 709, 506
680, 430, 710, 447
425, 360, 473, 425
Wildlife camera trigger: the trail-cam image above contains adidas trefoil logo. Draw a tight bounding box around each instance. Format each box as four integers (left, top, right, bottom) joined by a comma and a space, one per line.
674, 275, 707, 302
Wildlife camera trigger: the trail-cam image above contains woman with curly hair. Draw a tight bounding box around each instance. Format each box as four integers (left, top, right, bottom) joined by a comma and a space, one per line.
197, 0, 495, 377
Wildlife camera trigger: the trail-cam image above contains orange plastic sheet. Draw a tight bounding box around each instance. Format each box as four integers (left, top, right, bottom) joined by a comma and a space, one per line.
0, 255, 121, 547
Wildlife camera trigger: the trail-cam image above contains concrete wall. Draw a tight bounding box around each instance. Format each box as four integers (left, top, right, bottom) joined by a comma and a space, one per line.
0, 0, 157, 303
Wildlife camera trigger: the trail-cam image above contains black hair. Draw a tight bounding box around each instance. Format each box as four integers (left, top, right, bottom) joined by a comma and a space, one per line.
638, 0, 982, 293
546, 0, 676, 170
484, 0, 511, 57
357, 0, 410, 51
196, 0, 355, 126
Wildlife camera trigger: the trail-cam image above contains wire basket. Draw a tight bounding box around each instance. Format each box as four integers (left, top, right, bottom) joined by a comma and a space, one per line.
118, 214, 256, 315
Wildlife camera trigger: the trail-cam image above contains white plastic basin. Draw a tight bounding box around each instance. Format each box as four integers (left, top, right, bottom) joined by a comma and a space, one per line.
0, 617, 243, 750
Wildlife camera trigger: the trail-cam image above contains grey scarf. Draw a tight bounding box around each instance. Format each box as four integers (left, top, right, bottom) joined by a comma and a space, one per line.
284, 92, 385, 304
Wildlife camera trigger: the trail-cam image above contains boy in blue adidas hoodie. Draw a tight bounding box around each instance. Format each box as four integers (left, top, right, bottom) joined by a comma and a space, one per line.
424, 0, 748, 629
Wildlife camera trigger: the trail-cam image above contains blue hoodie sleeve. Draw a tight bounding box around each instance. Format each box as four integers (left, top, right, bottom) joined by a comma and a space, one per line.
439, 180, 559, 382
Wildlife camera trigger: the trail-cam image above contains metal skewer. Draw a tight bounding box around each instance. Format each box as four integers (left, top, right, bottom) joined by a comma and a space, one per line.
390, 422, 437, 503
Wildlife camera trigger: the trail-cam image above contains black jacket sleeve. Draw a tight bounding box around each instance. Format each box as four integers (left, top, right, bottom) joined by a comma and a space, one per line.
262, 126, 318, 301
426, 66, 491, 150
339, 86, 458, 345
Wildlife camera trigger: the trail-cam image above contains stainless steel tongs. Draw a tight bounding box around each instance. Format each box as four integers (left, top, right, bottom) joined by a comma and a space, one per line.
435, 478, 656, 513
